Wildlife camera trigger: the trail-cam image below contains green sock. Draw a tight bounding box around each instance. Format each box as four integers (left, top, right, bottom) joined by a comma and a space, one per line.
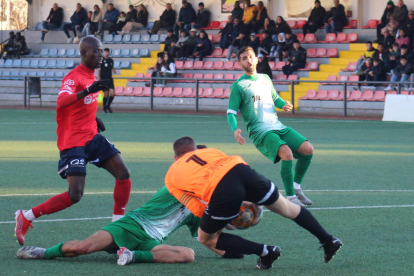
44, 243, 65, 259
133, 251, 153, 263
281, 160, 295, 196
294, 154, 313, 185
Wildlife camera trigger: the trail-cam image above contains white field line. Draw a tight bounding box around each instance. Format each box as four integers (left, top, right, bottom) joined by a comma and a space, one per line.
1, 204, 414, 224
1, 189, 414, 197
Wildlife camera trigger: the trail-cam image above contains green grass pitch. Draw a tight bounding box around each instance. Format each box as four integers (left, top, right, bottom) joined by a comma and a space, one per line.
1, 109, 414, 275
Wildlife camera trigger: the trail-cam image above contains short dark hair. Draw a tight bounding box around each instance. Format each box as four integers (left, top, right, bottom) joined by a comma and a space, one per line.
400, 56, 407, 60
167, 28, 174, 33
373, 58, 380, 63
173, 137, 196, 158
108, 3, 114, 6
392, 43, 399, 47
129, 4, 134, 8
400, 44, 408, 49
199, 30, 207, 35
196, 144, 207, 149
366, 41, 372, 45
104, 48, 110, 52
237, 46, 255, 61
285, 30, 292, 35
199, 2, 204, 6
377, 43, 384, 47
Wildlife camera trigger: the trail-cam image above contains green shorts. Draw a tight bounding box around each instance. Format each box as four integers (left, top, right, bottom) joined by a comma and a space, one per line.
102, 214, 160, 252
255, 127, 307, 163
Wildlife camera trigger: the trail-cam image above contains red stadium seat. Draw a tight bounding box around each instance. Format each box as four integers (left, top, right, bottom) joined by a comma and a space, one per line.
217, 21, 228, 30
212, 88, 224, 98
344, 19, 358, 29
256, 34, 263, 41
361, 19, 378, 29
313, 90, 328, 100
401, 91, 409, 95
161, 87, 173, 97
332, 33, 347, 43
201, 21, 219, 30
287, 20, 297, 29
115, 86, 124, 95
326, 48, 338, 57
221, 49, 229, 57
193, 73, 203, 80
296, 33, 304, 42
153, 87, 163, 97
318, 33, 336, 43
298, 62, 318, 71
387, 91, 397, 95
202, 73, 213, 82
307, 48, 317, 57
322, 75, 337, 85
142, 87, 151, 97
132, 86, 143, 96
202, 61, 214, 70
222, 88, 231, 98
183, 61, 194, 69
201, 87, 214, 98
348, 90, 362, 101
223, 61, 234, 70
144, 73, 152, 79
360, 90, 374, 101
341, 33, 358, 43
208, 34, 213, 41
214, 73, 224, 82
332, 90, 350, 100
184, 73, 193, 82
315, 48, 327, 57
296, 20, 307, 29
173, 73, 184, 82
124, 86, 133, 95
212, 34, 221, 44
276, 74, 287, 84
326, 89, 340, 100
274, 62, 286, 70
340, 62, 357, 72
224, 73, 234, 83
373, 91, 385, 101
182, 87, 194, 97
235, 73, 243, 79
234, 61, 242, 70
129, 73, 144, 82
287, 75, 298, 82
299, 89, 317, 100
210, 48, 223, 57
349, 75, 359, 85
213, 61, 224, 69
268, 61, 276, 69
304, 33, 317, 43
338, 75, 349, 82
194, 61, 204, 69
175, 61, 184, 70
171, 87, 183, 97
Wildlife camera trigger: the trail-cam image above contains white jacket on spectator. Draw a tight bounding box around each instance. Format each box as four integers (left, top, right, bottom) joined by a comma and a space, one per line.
161, 63, 176, 74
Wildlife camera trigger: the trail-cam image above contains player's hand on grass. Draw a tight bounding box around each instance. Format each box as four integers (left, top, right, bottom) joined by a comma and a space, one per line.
234, 129, 245, 145
283, 100, 293, 112
86, 79, 110, 95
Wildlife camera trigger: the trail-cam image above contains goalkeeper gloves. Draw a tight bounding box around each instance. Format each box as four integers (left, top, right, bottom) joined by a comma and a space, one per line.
85, 79, 110, 95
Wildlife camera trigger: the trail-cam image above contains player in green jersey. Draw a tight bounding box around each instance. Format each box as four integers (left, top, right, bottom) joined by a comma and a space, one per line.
227, 46, 314, 207
16, 184, 236, 265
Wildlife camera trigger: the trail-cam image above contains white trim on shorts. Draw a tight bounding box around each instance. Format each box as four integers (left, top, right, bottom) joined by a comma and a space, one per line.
211, 213, 240, 220
257, 182, 276, 204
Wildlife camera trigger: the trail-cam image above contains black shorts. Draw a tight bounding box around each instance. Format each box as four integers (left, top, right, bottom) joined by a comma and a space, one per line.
103, 78, 115, 91
199, 164, 279, 234
57, 134, 120, 179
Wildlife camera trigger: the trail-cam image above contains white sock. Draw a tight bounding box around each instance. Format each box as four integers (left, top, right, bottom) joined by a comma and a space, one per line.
260, 245, 269, 257
112, 214, 124, 222
294, 182, 301, 189
24, 209, 36, 221
287, 195, 297, 199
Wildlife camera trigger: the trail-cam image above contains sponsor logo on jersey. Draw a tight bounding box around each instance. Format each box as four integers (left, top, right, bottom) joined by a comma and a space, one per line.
64, 79, 75, 86
84, 95, 93, 104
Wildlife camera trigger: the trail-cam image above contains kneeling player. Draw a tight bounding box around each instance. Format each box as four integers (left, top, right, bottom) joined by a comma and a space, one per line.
166, 137, 342, 269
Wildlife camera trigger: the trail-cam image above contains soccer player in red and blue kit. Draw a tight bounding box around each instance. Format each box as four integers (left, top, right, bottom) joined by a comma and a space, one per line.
14, 37, 132, 246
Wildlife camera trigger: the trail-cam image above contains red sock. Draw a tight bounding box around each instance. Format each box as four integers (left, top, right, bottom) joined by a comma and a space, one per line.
32, 192, 73, 218
113, 179, 132, 215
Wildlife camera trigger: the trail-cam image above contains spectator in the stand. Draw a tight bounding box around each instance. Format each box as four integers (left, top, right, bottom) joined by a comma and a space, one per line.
270, 32, 287, 62
181, 28, 198, 61
96, 3, 120, 36
156, 52, 177, 87
248, 33, 260, 54
402, 11, 414, 47
126, 5, 138, 22
80, 5, 102, 38
375, 1, 395, 43
77, 11, 93, 41
393, 0, 408, 26
146, 56, 164, 87
374, 44, 386, 61
362, 58, 387, 91
192, 30, 212, 61
230, 17, 246, 41
63, 3, 87, 43
385, 56, 413, 90
256, 54, 272, 79
242, 0, 258, 25
396, 29, 411, 48
185, 2, 210, 32
382, 14, 399, 36
257, 30, 272, 56
399, 44, 414, 62
273, 16, 291, 38
39, 3, 64, 43
148, 3, 176, 35
170, 30, 188, 59
379, 28, 395, 50
219, 15, 234, 49
175, 0, 196, 37
355, 58, 372, 89
282, 40, 307, 77
248, 1, 267, 33
114, 5, 137, 34
303, 0, 326, 35
222, 30, 248, 61
282, 31, 298, 57
109, 12, 127, 35
13, 32, 29, 59
120, 4, 148, 33
0, 31, 15, 59
232, 1, 244, 21
264, 17, 276, 37
324, 0, 347, 35
385, 43, 400, 71
164, 28, 178, 54
355, 41, 378, 72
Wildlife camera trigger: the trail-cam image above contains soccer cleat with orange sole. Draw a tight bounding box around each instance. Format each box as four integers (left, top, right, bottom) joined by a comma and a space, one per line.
15, 210, 33, 246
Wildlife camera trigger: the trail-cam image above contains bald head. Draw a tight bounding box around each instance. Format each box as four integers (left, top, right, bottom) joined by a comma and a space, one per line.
80, 36, 103, 69
173, 137, 196, 159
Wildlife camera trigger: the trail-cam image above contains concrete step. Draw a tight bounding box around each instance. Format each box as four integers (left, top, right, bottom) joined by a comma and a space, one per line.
329, 58, 356, 65
319, 64, 346, 72
339, 51, 364, 59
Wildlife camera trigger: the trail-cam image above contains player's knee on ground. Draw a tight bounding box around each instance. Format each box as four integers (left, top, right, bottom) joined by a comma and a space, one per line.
177, 248, 195, 263
299, 141, 314, 155
278, 145, 294, 160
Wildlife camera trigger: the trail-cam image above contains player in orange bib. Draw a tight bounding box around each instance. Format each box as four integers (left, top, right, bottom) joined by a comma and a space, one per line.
166, 137, 342, 269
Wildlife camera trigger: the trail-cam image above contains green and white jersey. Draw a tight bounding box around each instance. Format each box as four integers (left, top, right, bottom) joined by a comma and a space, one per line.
128, 186, 201, 243
227, 73, 286, 144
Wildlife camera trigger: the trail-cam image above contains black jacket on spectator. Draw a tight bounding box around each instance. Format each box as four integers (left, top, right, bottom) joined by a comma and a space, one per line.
288, 46, 307, 67
164, 34, 178, 52
272, 39, 288, 51
15, 35, 28, 52
248, 37, 260, 53
194, 35, 212, 55
160, 9, 176, 27
136, 11, 148, 27
380, 35, 395, 50
195, 9, 210, 27
371, 61, 387, 79
260, 36, 272, 53
308, 6, 326, 27
324, 4, 347, 32
393, 62, 413, 77
380, 4, 395, 26
219, 21, 234, 36
70, 8, 87, 26
394, 4, 408, 25
274, 21, 291, 35
47, 7, 64, 27
232, 7, 244, 21
184, 34, 197, 47
257, 58, 272, 79
373, 50, 386, 61
256, 7, 268, 24
126, 9, 138, 22
231, 37, 248, 49
231, 22, 246, 40
402, 18, 414, 39
265, 20, 277, 35
400, 51, 414, 63
285, 34, 298, 50
178, 3, 196, 24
